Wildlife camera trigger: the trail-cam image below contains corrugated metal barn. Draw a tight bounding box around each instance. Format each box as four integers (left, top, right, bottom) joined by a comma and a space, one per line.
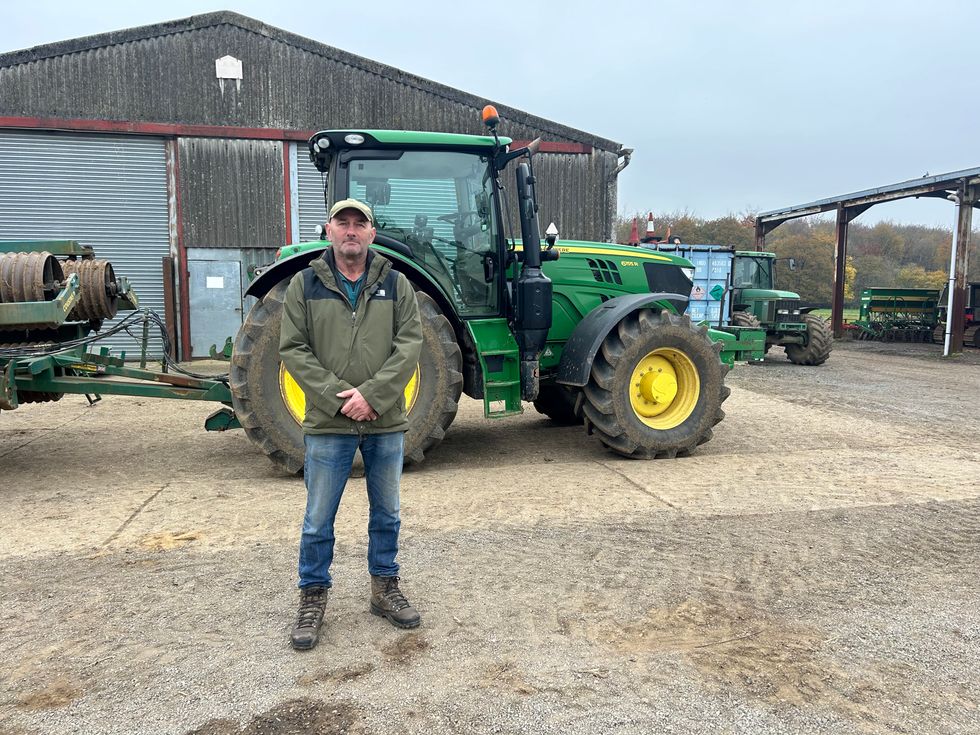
0, 11, 627, 358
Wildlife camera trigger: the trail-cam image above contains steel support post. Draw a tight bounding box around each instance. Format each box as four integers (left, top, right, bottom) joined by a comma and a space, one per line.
947, 184, 975, 354
832, 205, 849, 338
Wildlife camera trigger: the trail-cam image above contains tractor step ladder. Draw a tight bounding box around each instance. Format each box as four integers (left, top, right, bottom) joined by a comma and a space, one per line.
465, 319, 523, 418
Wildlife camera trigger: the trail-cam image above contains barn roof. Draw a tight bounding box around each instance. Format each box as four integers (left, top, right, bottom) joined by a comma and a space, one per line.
0, 11, 622, 153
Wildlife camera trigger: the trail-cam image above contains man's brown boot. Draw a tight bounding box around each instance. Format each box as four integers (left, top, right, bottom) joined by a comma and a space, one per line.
370, 575, 421, 629
290, 585, 328, 650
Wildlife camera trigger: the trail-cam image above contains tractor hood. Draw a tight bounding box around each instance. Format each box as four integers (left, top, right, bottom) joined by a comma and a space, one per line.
738, 288, 800, 300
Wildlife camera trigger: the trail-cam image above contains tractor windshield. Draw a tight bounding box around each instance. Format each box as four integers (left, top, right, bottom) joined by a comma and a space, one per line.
733, 256, 774, 290
346, 150, 498, 316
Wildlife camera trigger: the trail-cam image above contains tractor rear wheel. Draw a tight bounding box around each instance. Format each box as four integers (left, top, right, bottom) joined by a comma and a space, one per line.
403, 291, 463, 464
731, 310, 771, 353
230, 284, 461, 474
580, 310, 730, 459
784, 314, 833, 366
533, 385, 582, 425
230, 281, 304, 474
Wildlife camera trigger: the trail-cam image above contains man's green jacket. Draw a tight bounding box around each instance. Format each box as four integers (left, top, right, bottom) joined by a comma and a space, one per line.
279, 248, 422, 435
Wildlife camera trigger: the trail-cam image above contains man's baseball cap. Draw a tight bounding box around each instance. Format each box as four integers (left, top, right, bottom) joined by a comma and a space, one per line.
328, 198, 373, 224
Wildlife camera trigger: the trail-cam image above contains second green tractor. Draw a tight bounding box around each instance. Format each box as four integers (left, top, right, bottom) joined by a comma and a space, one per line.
728, 251, 833, 365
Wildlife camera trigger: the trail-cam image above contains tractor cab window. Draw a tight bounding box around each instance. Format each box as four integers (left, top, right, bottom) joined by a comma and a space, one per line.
346, 150, 498, 316
733, 256, 773, 289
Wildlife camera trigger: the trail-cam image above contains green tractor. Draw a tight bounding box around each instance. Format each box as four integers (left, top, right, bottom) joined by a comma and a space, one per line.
728, 251, 832, 365
230, 112, 760, 472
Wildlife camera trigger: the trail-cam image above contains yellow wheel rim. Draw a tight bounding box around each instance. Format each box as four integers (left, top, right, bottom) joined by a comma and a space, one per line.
404, 364, 421, 413
279, 363, 422, 425
280, 365, 306, 425
628, 348, 700, 429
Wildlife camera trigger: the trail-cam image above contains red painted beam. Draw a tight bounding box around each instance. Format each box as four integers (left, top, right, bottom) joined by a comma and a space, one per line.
0, 116, 314, 141
0, 117, 595, 153
282, 144, 293, 246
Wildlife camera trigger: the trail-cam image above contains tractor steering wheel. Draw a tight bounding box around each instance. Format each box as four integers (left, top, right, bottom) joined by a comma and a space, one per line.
437, 211, 484, 242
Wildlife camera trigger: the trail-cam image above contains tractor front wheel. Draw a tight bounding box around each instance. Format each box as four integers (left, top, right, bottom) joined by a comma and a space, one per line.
784, 314, 833, 366
230, 284, 461, 474
580, 309, 730, 459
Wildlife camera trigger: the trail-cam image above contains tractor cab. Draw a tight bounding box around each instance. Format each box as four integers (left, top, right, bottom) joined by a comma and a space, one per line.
307, 130, 509, 317
303, 112, 555, 405
732, 250, 802, 323
733, 252, 775, 290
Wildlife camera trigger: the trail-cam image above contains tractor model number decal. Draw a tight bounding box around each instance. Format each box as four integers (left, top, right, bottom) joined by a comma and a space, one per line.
620, 260, 639, 267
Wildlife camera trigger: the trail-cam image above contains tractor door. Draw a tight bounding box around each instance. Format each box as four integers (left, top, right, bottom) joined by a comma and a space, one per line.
342, 150, 501, 316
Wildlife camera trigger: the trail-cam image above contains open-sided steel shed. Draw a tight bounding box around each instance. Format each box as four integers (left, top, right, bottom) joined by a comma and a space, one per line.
755, 169, 979, 353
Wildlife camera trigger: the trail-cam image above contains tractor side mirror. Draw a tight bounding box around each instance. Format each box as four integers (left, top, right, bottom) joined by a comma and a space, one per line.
787, 258, 797, 271
475, 191, 490, 220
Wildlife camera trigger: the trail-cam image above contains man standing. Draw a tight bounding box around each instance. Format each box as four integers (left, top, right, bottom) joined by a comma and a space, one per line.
279, 198, 423, 651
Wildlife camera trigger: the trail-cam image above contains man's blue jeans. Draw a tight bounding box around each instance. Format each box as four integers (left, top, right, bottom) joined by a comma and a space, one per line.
299, 431, 404, 589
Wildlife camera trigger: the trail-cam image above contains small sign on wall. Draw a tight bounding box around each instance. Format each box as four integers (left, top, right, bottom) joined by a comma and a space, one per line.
215, 55, 243, 80
215, 55, 243, 94
206, 276, 225, 289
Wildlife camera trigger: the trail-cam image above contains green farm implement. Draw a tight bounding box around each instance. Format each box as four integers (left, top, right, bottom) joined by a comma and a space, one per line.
850, 288, 941, 342
0, 240, 231, 413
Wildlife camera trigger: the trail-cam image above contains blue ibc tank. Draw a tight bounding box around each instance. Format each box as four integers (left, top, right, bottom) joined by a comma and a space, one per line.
642, 244, 734, 325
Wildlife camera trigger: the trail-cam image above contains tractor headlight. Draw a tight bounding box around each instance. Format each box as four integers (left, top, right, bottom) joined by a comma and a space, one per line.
681, 267, 695, 283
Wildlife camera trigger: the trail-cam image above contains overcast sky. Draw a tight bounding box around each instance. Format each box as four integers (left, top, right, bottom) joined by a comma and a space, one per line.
3, 0, 978, 229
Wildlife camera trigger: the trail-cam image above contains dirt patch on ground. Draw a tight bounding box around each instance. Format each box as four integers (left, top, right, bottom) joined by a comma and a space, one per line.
1, 341, 978, 734
14, 677, 85, 711
186, 699, 363, 735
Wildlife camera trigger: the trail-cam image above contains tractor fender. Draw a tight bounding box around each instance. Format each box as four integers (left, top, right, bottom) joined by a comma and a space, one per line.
799, 306, 818, 314
245, 248, 326, 300
556, 292, 689, 387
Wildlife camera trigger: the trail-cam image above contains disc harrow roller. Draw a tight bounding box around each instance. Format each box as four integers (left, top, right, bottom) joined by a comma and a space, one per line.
61, 258, 119, 321
0, 341, 64, 405
0, 251, 64, 304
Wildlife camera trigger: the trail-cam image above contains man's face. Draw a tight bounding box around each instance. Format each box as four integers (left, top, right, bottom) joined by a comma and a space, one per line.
327, 209, 375, 262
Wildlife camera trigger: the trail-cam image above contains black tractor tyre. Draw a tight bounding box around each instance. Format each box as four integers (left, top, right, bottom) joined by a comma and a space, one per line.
533, 385, 582, 425
230, 284, 462, 475
730, 310, 771, 353
580, 309, 730, 459
403, 291, 463, 464
230, 280, 305, 474
784, 314, 833, 366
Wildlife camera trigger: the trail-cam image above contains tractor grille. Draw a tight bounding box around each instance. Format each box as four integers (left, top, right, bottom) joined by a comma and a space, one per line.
587, 258, 622, 285
773, 299, 803, 325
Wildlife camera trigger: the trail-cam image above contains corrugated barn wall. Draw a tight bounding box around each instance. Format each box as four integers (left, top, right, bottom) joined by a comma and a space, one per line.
177, 138, 285, 248
0, 12, 624, 243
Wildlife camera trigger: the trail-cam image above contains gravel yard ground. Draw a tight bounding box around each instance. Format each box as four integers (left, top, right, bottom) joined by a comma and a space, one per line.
1, 340, 978, 734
